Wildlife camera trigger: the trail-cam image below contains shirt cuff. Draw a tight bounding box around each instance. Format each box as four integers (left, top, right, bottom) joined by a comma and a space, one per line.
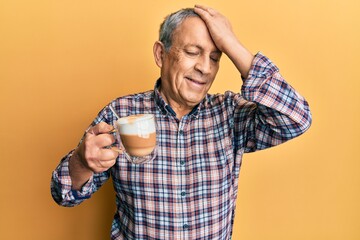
52, 150, 94, 202
70, 177, 93, 200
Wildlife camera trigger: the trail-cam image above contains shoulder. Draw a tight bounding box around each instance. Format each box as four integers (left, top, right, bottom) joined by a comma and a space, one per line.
107, 90, 155, 117
113, 90, 154, 102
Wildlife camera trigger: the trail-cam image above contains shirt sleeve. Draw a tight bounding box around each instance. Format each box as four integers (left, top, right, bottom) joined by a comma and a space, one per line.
50, 150, 111, 207
237, 52, 312, 152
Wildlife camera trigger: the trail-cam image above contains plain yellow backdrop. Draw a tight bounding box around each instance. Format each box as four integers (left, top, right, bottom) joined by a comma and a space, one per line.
1, 0, 359, 239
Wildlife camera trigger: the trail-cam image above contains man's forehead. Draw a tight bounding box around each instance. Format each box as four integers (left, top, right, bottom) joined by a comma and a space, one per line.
171, 17, 218, 50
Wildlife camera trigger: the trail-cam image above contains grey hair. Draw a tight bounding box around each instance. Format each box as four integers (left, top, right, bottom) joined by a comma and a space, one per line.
159, 8, 200, 51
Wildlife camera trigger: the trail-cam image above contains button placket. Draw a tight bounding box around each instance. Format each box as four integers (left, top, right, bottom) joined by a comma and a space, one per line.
177, 119, 189, 233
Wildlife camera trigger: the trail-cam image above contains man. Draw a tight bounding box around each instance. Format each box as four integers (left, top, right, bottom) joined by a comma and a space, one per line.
51, 5, 312, 239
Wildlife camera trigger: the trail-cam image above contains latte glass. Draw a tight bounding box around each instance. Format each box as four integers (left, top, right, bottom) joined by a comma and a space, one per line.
114, 114, 157, 164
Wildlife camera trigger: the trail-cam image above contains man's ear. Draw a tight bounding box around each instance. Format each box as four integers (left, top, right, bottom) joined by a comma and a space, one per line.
153, 41, 165, 68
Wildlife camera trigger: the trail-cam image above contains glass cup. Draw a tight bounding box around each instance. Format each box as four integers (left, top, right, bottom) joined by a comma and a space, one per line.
114, 114, 157, 164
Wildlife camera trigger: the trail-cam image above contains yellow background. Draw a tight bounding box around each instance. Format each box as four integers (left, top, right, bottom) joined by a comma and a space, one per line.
1, 0, 359, 239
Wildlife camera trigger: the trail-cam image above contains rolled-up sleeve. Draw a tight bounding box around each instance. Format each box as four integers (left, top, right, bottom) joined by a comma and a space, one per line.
238, 52, 312, 152
51, 150, 110, 207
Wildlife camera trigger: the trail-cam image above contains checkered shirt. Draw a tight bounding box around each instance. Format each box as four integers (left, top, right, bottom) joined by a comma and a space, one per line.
51, 52, 312, 239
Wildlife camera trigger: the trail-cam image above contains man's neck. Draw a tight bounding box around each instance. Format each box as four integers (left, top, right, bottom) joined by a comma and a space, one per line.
159, 90, 193, 119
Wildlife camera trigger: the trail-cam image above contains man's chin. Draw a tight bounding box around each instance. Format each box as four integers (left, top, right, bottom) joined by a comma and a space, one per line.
184, 95, 205, 108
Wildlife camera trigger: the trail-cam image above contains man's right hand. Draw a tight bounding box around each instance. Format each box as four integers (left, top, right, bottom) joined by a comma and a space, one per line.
69, 122, 120, 190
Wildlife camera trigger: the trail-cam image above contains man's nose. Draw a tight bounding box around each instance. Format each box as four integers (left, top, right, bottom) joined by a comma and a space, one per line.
194, 56, 211, 75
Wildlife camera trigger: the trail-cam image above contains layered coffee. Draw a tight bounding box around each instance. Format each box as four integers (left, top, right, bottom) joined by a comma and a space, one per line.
115, 114, 156, 157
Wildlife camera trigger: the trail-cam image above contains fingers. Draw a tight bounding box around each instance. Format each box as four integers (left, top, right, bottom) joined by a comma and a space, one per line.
93, 147, 120, 166
87, 122, 114, 135
110, 146, 123, 154
92, 133, 116, 148
82, 147, 119, 173
77, 122, 120, 173
90, 158, 116, 173
85, 122, 116, 148
194, 4, 235, 53
194, 4, 214, 11
85, 131, 118, 160
93, 148, 118, 173
99, 148, 119, 161
194, 5, 211, 20
194, 5, 217, 18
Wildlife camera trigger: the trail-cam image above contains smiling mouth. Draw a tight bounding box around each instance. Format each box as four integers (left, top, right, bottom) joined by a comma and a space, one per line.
186, 77, 206, 85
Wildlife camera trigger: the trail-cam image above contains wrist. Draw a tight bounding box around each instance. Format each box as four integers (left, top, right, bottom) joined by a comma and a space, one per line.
69, 149, 93, 190
224, 39, 254, 79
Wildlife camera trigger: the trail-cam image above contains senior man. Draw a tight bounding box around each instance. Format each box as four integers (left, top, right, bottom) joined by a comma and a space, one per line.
51, 5, 312, 239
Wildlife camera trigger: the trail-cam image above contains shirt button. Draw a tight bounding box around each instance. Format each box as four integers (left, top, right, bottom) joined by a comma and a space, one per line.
179, 130, 184, 135
181, 191, 186, 197
180, 160, 185, 165
183, 224, 189, 230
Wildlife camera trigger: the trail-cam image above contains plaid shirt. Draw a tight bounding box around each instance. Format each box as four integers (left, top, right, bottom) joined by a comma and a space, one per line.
51, 53, 311, 239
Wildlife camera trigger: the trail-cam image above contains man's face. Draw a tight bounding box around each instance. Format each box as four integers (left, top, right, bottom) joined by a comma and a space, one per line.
158, 17, 221, 111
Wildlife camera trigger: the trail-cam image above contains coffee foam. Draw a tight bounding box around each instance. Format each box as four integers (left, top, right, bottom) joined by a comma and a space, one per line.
116, 114, 155, 137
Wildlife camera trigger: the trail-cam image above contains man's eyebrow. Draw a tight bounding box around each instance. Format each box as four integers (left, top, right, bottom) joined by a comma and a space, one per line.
183, 44, 202, 49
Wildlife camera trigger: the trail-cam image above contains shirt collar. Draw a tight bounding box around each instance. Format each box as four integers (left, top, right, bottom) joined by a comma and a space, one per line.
154, 78, 204, 119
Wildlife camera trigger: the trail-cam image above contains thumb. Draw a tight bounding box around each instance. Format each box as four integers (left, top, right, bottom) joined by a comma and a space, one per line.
87, 122, 114, 135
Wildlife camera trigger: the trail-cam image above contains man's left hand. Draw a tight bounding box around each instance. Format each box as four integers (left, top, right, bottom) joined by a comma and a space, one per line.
194, 4, 254, 79
194, 5, 238, 54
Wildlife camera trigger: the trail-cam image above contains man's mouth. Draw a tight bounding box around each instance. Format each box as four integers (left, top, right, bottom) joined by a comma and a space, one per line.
185, 77, 206, 86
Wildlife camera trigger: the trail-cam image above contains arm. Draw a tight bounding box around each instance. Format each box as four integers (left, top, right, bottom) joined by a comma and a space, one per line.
51, 108, 119, 206
236, 53, 312, 152
51, 150, 111, 207
194, 5, 311, 151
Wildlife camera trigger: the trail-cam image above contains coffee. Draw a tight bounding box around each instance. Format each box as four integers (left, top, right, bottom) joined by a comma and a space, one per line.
115, 114, 156, 157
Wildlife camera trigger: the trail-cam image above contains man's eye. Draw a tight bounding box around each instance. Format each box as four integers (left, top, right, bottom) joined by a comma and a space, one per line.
210, 57, 220, 62
186, 51, 199, 56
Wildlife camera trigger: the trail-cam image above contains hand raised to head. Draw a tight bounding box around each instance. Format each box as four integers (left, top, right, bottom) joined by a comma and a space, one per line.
194, 5, 238, 54
194, 4, 254, 79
